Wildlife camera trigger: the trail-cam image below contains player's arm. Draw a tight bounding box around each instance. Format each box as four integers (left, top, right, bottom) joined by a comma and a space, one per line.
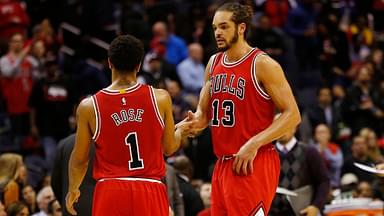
251, 55, 301, 146
154, 89, 187, 156
181, 55, 215, 135
233, 55, 301, 175
66, 97, 94, 215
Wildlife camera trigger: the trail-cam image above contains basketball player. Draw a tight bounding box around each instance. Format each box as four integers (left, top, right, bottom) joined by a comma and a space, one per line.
183, 3, 301, 215
66, 35, 190, 216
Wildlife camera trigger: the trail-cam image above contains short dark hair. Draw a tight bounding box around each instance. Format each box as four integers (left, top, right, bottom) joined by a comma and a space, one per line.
6, 201, 28, 216
108, 34, 144, 72
217, 2, 253, 35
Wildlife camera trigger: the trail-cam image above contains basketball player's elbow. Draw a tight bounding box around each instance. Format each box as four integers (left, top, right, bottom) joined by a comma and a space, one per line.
163, 142, 180, 156
70, 153, 89, 169
290, 107, 301, 128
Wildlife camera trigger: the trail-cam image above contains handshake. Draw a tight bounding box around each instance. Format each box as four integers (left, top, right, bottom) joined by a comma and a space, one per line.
175, 111, 210, 140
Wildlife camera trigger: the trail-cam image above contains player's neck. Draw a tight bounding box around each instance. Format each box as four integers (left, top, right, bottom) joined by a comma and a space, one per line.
225, 41, 252, 63
110, 72, 137, 90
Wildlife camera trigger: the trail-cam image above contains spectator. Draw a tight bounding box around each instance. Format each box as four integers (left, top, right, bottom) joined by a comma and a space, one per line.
166, 80, 193, 123
348, 15, 374, 62
285, 0, 318, 72
51, 134, 95, 216
342, 65, 384, 135
151, 21, 188, 65
197, 182, 211, 216
317, 12, 351, 86
139, 51, 180, 89
270, 119, 330, 216
165, 164, 185, 216
28, 40, 46, 80
306, 86, 342, 138
199, 182, 211, 209
359, 128, 384, 163
0, 153, 24, 207
176, 43, 205, 95
0, 0, 30, 39
32, 186, 54, 216
22, 185, 38, 214
29, 56, 76, 171
263, 0, 291, 28
0, 200, 5, 216
354, 181, 374, 198
342, 135, 376, 183
46, 199, 61, 216
313, 124, 343, 188
6, 201, 29, 216
0, 33, 34, 146
173, 156, 205, 216
248, 15, 285, 62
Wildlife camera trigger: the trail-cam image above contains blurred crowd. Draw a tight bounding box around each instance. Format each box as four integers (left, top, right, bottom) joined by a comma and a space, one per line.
0, 0, 383, 215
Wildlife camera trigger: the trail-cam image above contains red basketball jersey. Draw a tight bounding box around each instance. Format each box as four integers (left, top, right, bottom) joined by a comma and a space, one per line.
210, 48, 275, 157
92, 83, 165, 180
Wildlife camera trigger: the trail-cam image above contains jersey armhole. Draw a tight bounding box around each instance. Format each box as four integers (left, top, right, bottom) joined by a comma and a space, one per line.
209, 53, 223, 77
91, 95, 101, 141
209, 54, 219, 76
251, 53, 271, 100
149, 86, 165, 128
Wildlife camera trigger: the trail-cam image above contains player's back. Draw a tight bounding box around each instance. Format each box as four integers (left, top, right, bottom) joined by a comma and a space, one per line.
91, 83, 165, 180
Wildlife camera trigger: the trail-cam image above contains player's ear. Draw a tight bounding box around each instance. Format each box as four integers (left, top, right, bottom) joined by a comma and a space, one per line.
238, 23, 246, 36
135, 62, 142, 73
107, 58, 113, 70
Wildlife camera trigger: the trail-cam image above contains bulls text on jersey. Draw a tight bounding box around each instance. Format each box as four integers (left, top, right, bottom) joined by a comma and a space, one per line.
210, 73, 245, 100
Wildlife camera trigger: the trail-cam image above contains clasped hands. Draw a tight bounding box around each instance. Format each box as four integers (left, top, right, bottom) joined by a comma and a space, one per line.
177, 111, 259, 176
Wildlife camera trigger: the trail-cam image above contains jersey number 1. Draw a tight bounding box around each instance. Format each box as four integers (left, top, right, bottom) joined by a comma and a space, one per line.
125, 132, 144, 170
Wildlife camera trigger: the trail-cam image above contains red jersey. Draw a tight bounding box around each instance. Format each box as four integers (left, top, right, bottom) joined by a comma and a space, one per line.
210, 48, 275, 157
0, 54, 34, 114
92, 83, 165, 180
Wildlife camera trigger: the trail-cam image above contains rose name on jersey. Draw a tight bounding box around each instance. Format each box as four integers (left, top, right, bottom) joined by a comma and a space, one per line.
211, 73, 245, 100
111, 109, 144, 126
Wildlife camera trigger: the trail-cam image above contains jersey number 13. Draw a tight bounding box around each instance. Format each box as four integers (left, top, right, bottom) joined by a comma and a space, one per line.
212, 99, 235, 127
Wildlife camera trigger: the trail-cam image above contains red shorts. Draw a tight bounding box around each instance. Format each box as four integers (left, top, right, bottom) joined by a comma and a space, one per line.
211, 145, 280, 216
92, 177, 169, 216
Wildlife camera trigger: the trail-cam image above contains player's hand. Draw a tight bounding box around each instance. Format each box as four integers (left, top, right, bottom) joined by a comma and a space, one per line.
175, 119, 194, 146
233, 142, 258, 175
178, 111, 208, 138
169, 206, 174, 216
300, 205, 319, 216
66, 189, 80, 215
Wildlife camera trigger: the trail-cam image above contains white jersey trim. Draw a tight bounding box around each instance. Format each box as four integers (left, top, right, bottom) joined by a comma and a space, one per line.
101, 83, 141, 95
149, 86, 165, 128
91, 96, 101, 140
222, 48, 256, 67
209, 54, 218, 75
98, 177, 163, 184
251, 53, 271, 100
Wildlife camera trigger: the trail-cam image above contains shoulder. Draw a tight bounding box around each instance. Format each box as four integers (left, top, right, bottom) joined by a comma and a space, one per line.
77, 96, 94, 116
169, 35, 186, 45
304, 145, 323, 159
177, 58, 190, 68
327, 143, 341, 154
78, 96, 94, 108
207, 53, 221, 68
255, 54, 281, 71
57, 134, 76, 150
153, 88, 172, 104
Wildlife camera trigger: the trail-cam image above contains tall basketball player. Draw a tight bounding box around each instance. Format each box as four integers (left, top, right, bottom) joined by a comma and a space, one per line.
184, 3, 301, 216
